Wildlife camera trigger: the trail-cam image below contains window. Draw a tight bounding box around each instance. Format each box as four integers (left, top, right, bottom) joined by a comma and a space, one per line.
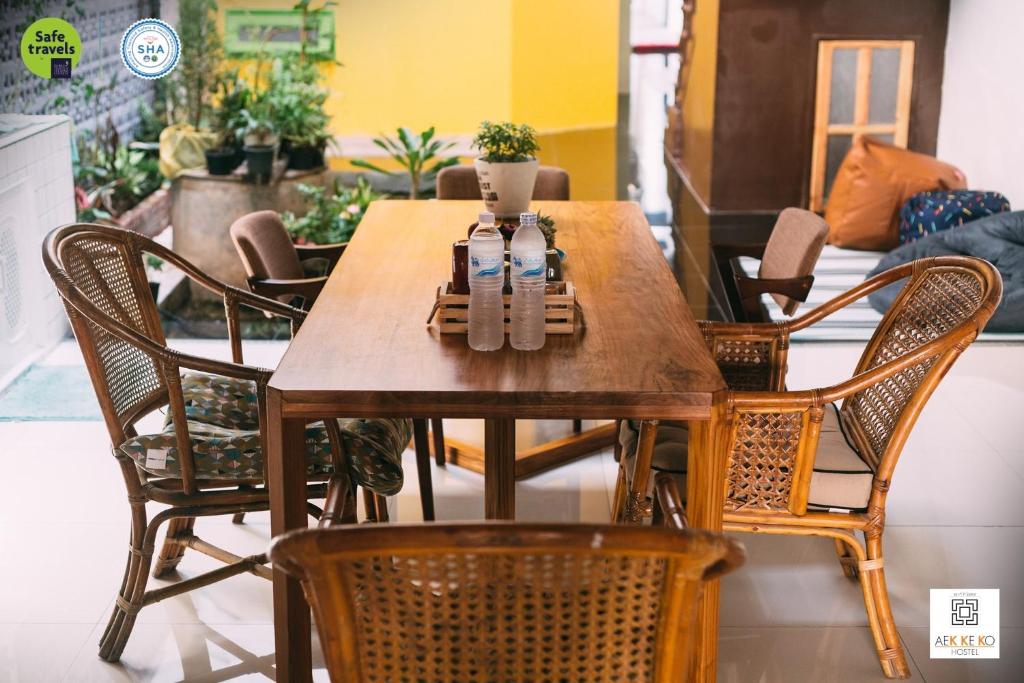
809, 40, 915, 211
224, 9, 335, 58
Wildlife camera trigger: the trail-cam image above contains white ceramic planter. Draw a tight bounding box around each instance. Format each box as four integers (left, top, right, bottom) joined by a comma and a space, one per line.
473, 157, 539, 218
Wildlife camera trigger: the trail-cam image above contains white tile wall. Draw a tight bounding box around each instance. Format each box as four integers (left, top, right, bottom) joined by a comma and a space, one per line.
0, 115, 75, 390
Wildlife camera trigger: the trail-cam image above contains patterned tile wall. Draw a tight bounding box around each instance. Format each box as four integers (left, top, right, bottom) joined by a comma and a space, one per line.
1, 0, 159, 137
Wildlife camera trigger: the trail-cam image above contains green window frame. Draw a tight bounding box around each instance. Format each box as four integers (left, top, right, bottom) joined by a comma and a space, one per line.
224, 9, 335, 58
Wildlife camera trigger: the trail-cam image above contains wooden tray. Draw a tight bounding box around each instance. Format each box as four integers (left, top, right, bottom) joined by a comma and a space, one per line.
432, 281, 577, 334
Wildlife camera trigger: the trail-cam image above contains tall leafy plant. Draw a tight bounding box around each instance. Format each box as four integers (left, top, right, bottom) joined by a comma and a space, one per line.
267, 56, 330, 149
173, 0, 223, 129
351, 127, 458, 200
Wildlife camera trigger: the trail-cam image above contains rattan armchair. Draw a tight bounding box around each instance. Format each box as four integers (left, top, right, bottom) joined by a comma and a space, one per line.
612, 256, 1002, 679
42, 223, 430, 662
268, 473, 744, 683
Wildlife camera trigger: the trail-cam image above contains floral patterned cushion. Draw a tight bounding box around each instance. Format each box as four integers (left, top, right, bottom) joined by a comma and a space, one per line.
119, 372, 411, 496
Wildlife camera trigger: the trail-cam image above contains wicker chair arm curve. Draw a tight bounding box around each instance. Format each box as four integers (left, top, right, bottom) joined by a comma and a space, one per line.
726, 324, 978, 411
56, 281, 271, 383
142, 240, 307, 324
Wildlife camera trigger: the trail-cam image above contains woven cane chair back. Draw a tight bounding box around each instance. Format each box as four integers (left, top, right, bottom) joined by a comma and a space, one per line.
269, 523, 744, 683
843, 260, 999, 469
48, 226, 167, 427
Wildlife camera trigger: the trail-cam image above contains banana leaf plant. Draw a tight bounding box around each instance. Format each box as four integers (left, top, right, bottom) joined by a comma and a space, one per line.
351, 127, 458, 199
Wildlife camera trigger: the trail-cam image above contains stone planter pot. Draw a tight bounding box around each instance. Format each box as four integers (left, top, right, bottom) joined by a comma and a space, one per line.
117, 186, 171, 237
473, 157, 538, 218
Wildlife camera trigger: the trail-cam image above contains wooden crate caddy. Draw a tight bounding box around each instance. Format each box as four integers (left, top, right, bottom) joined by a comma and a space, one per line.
433, 281, 577, 334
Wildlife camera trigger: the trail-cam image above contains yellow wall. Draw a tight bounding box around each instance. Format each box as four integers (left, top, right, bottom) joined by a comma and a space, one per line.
219, 0, 621, 198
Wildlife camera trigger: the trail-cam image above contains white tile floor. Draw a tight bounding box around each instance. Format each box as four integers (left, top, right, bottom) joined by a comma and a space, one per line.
1, 339, 1021, 682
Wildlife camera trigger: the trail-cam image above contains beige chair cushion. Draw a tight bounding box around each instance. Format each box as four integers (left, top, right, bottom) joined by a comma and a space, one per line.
759, 208, 830, 315
618, 407, 874, 512
436, 165, 570, 200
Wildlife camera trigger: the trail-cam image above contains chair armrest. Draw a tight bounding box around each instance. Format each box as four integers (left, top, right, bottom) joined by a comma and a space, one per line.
734, 272, 815, 303
248, 276, 327, 303
295, 242, 347, 271
654, 473, 688, 530
712, 242, 767, 262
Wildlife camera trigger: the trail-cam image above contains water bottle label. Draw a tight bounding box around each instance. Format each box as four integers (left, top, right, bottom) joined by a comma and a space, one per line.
470, 254, 503, 277
511, 254, 546, 278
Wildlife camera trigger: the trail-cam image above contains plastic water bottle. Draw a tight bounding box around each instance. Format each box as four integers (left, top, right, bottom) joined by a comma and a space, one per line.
510, 212, 547, 350
468, 211, 505, 351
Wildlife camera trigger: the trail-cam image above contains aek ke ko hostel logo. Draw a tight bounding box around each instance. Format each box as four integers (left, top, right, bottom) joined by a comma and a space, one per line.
930, 589, 999, 659
120, 19, 180, 79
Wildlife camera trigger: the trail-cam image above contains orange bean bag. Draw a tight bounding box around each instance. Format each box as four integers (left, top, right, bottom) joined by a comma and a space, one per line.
825, 137, 966, 251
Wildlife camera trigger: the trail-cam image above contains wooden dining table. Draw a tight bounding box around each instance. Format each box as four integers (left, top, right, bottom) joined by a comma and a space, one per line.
266, 199, 729, 682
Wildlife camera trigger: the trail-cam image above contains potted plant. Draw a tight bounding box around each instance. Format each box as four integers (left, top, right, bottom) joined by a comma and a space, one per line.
237, 105, 278, 182
205, 70, 250, 175
472, 121, 540, 217
351, 127, 458, 199
282, 176, 383, 244
269, 56, 332, 170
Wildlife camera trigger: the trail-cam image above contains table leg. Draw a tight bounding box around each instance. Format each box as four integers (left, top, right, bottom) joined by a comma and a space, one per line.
484, 418, 515, 519
686, 408, 727, 683
267, 389, 312, 683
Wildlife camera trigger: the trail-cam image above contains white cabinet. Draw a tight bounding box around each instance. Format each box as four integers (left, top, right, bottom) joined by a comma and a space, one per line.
0, 115, 75, 389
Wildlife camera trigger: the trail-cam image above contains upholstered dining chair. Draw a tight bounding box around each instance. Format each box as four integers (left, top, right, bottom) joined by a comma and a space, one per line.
42, 223, 433, 662
713, 207, 830, 322
436, 164, 570, 201
268, 474, 744, 683
613, 256, 1002, 679
229, 210, 346, 308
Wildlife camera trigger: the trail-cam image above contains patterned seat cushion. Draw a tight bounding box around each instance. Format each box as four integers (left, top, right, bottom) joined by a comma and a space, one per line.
617, 406, 875, 512
119, 372, 412, 495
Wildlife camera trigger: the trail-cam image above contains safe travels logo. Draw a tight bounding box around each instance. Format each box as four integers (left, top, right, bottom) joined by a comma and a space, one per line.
120, 18, 181, 79
20, 18, 82, 80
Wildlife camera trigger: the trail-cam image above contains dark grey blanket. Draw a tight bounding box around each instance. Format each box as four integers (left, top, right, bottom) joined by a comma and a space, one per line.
867, 210, 1024, 332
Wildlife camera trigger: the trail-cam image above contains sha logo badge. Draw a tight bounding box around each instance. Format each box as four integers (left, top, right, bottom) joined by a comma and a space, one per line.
120, 19, 180, 79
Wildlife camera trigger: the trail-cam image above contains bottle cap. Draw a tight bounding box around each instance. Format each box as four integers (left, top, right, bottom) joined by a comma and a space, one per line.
479, 211, 495, 224
520, 212, 538, 224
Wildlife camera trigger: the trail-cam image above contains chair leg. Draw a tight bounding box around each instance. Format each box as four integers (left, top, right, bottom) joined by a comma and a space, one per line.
615, 420, 658, 525
859, 531, 911, 679
231, 512, 246, 524
373, 493, 390, 522
98, 499, 157, 662
152, 516, 194, 577
412, 418, 436, 521
835, 536, 859, 579
610, 421, 627, 519
572, 419, 582, 433
431, 418, 446, 467
320, 475, 356, 527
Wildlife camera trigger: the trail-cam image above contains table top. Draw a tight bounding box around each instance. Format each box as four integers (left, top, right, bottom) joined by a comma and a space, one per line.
269, 200, 725, 420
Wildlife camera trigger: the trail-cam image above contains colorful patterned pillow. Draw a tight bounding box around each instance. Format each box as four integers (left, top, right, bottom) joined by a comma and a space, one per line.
898, 191, 1010, 244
